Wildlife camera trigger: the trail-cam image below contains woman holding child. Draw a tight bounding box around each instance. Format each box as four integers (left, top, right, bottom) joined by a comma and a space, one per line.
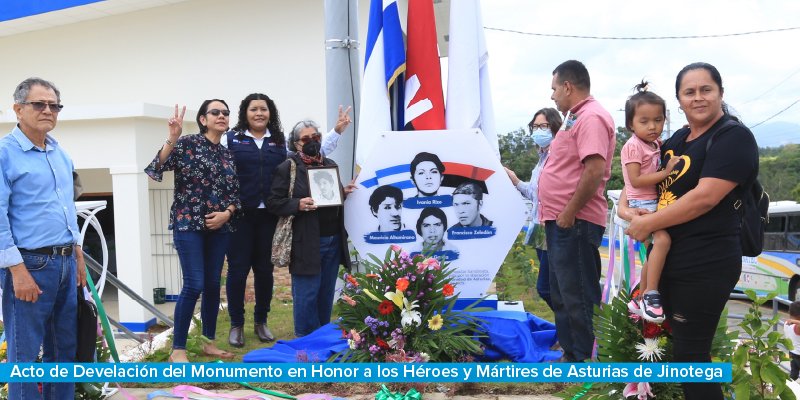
620, 62, 759, 399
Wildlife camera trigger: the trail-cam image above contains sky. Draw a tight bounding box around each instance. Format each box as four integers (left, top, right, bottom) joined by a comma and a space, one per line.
477, 0, 800, 145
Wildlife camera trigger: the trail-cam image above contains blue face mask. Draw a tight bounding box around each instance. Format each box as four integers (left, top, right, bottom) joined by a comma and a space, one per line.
531, 128, 553, 148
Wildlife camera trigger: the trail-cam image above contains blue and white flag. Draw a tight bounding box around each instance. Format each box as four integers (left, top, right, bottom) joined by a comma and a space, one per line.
356, 0, 406, 167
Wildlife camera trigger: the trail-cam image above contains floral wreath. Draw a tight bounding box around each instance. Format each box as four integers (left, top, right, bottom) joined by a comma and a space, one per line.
333, 245, 485, 362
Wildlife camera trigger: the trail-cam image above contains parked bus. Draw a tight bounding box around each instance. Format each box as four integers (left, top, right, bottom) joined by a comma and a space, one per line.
737, 201, 800, 300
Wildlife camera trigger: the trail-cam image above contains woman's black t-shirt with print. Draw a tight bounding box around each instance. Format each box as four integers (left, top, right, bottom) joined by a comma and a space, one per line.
658, 115, 758, 273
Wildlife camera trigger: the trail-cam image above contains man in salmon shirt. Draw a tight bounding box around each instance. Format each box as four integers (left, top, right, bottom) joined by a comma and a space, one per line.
538, 60, 615, 362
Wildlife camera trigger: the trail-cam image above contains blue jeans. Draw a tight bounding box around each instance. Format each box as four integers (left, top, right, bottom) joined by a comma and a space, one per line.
172, 230, 229, 349
0, 251, 77, 400
628, 198, 658, 212
226, 208, 277, 327
545, 219, 604, 361
291, 235, 341, 337
535, 248, 553, 311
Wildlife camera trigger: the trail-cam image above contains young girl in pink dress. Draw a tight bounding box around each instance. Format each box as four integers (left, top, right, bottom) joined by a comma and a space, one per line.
621, 82, 679, 323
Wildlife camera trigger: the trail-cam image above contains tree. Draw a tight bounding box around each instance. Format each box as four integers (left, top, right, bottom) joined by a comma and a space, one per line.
499, 126, 629, 192
499, 127, 538, 182
758, 144, 800, 201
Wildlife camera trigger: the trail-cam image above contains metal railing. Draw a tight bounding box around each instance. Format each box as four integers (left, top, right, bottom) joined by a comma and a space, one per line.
85, 252, 174, 344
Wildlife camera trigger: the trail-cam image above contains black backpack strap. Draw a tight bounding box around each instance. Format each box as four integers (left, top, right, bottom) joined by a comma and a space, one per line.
703, 117, 757, 211
704, 117, 741, 153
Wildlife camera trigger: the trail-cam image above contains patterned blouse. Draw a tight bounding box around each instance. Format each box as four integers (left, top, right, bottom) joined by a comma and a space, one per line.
145, 133, 240, 232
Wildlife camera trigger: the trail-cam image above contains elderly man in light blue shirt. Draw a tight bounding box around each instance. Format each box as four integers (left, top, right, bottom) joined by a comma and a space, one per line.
0, 77, 86, 400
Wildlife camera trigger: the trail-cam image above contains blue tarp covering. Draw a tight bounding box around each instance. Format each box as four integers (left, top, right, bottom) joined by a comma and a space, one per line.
1, 0, 103, 22
243, 311, 561, 363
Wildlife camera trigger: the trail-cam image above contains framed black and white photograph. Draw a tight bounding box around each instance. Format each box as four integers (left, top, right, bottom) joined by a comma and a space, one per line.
308, 166, 343, 207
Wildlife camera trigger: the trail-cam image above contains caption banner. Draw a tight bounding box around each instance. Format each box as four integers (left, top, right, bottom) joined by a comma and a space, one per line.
0, 363, 730, 383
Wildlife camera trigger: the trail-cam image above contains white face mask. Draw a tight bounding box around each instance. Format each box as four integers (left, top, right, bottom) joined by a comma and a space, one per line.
531, 128, 553, 148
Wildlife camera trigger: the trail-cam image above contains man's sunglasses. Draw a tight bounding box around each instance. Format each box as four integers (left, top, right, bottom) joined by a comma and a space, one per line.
20, 101, 64, 113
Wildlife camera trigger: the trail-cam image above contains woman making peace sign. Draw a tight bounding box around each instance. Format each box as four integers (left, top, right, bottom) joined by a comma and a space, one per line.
145, 101, 241, 362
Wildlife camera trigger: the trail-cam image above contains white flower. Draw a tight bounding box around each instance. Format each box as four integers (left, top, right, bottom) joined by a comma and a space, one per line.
417, 352, 430, 362
401, 309, 422, 327
635, 338, 664, 362
348, 339, 357, 350
403, 297, 419, 312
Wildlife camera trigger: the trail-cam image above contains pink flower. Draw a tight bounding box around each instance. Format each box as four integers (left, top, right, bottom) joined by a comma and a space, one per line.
622, 382, 654, 400
349, 329, 361, 343
416, 257, 440, 273
423, 257, 441, 270
416, 262, 427, 273
384, 349, 414, 362
341, 294, 356, 307
390, 244, 402, 253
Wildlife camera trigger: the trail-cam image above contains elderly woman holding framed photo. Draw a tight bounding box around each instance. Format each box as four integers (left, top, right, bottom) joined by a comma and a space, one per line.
267, 120, 355, 337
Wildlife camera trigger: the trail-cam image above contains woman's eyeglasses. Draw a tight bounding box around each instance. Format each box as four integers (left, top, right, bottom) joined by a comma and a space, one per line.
20, 101, 64, 113
528, 123, 550, 133
206, 109, 230, 117
298, 133, 322, 144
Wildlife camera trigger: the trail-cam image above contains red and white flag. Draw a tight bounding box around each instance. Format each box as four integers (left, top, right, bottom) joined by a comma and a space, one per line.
404, 0, 445, 130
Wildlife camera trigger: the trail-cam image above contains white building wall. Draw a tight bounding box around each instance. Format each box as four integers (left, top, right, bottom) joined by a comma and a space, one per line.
0, 0, 356, 132
77, 168, 112, 193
